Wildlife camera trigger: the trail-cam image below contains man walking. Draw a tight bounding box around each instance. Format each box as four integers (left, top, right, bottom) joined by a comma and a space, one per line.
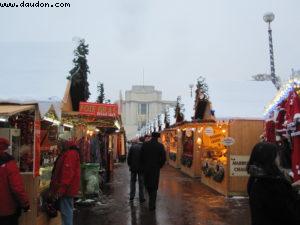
0, 138, 30, 225
50, 139, 80, 225
127, 137, 145, 203
141, 132, 166, 211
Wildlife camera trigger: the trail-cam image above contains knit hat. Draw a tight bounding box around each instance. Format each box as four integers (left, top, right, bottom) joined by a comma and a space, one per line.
0, 138, 10, 152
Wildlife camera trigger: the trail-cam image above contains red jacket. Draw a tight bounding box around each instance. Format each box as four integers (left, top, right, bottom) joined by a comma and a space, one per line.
50, 149, 81, 197
0, 153, 29, 216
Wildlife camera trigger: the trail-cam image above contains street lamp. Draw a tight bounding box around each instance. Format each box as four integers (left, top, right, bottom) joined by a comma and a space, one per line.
263, 12, 280, 90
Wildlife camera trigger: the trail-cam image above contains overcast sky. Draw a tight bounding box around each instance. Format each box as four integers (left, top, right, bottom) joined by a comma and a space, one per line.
1, 0, 300, 117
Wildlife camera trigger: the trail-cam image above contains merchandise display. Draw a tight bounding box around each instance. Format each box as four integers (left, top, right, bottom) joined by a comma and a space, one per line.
264, 78, 300, 182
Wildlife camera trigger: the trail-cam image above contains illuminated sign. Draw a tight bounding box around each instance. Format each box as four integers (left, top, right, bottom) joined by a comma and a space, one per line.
79, 102, 118, 117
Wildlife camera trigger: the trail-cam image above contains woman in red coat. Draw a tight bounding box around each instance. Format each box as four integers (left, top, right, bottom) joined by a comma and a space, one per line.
50, 139, 80, 225
0, 138, 30, 225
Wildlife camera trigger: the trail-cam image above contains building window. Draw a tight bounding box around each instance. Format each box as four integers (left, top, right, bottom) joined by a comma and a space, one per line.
138, 103, 147, 115
138, 121, 146, 130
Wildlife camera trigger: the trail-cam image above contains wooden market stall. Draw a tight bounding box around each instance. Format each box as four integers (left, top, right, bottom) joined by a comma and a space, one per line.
263, 77, 300, 182
199, 119, 264, 196
109, 128, 127, 163
61, 81, 124, 183
174, 119, 263, 196
161, 128, 181, 169
162, 78, 265, 196
0, 102, 61, 225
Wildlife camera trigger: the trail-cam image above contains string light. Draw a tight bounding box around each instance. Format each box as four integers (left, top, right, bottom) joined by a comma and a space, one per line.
264, 78, 300, 117
0, 116, 8, 122
63, 123, 74, 129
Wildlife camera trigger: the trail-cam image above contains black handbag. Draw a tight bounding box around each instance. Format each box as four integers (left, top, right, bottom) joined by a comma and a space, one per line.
42, 190, 59, 218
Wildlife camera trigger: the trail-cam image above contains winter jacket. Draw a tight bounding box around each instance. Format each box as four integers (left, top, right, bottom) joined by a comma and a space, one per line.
247, 165, 300, 225
141, 138, 166, 190
0, 153, 29, 217
50, 148, 81, 197
127, 143, 143, 172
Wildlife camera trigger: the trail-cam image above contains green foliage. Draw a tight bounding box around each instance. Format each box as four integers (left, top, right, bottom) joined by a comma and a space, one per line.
196, 76, 209, 100
97, 82, 105, 103
164, 107, 170, 128
194, 76, 209, 120
68, 38, 91, 111
174, 96, 184, 123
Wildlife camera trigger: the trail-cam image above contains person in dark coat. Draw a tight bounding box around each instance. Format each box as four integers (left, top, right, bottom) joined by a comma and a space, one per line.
247, 142, 300, 225
0, 138, 30, 225
127, 137, 145, 203
141, 132, 166, 211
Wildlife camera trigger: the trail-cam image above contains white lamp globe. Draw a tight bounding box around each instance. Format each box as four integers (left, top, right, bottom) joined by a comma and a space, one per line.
263, 12, 275, 23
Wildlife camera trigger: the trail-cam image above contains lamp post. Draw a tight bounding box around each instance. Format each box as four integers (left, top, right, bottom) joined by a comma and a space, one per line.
263, 12, 280, 90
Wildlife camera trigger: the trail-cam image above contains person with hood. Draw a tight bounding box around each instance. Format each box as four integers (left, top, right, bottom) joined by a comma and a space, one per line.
127, 137, 145, 203
247, 142, 300, 225
141, 132, 166, 211
0, 137, 30, 225
50, 138, 80, 225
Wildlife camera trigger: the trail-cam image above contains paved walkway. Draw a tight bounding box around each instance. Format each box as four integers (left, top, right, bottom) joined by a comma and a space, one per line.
74, 163, 250, 225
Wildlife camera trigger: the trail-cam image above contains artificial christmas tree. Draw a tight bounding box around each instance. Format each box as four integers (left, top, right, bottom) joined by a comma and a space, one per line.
68, 38, 91, 111
96, 82, 105, 103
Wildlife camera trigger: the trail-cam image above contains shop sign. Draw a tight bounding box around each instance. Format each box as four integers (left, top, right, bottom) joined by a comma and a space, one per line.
222, 137, 235, 146
230, 155, 250, 177
79, 102, 118, 117
33, 120, 41, 178
210, 133, 223, 144
204, 127, 214, 136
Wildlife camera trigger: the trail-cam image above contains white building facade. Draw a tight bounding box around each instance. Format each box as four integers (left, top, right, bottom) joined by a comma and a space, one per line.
121, 85, 176, 140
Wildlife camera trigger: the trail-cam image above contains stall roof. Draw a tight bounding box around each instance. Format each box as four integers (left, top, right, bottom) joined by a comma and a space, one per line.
0, 99, 62, 119
0, 104, 35, 116
264, 76, 300, 116
38, 101, 62, 119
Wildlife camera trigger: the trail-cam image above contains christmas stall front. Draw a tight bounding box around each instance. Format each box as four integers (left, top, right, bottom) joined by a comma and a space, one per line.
177, 122, 203, 177
0, 102, 61, 225
200, 119, 264, 196
62, 101, 123, 188
38, 102, 62, 193
169, 77, 264, 196
174, 118, 264, 195
264, 78, 300, 182
109, 124, 127, 163
190, 78, 263, 196
161, 128, 181, 169
61, 80, 124, 188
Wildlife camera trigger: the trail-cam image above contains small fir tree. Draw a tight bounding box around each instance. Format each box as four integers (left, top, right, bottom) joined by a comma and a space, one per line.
68, 38, 90, 111
96, 82, 105, 103
174, 96, 184, 123
194, 76, 209, 120
164, 107, 170, 128
158, 114, 162, 131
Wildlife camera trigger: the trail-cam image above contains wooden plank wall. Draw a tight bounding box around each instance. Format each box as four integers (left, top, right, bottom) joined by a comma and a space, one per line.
200, 167, 229, 196
228, 120, 264, 195
19, 174, 38, 225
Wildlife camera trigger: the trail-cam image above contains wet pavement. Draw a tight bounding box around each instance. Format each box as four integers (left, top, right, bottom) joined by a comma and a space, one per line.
74, 163, 250, 225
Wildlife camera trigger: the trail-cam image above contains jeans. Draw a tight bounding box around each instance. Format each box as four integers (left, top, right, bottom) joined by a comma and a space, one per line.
130, 171, 145, 200
60, 196, 74, 225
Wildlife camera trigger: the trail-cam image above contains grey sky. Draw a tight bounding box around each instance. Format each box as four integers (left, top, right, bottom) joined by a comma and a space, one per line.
0, 0, 300, 118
